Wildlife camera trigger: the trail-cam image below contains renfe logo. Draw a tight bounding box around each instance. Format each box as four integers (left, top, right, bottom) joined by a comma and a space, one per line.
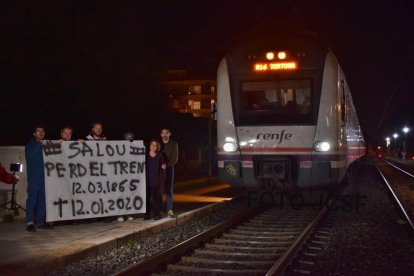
256, 129, 292, 144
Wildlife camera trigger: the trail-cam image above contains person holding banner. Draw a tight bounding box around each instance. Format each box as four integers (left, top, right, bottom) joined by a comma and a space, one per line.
160, 128, 178, 218
86, 121, 111, 223
116, 132, 136, 222
25, 126, 53, 232
60, 126, 73, 141
86, 121, 107, 140
144, 139, 166, 220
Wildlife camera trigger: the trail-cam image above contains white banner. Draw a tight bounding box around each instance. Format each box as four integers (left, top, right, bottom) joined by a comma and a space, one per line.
43, 140, 146, 222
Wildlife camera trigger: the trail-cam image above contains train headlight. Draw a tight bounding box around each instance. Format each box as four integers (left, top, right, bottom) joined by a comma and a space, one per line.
223, 142, 238, 152
277, 51, 287, 60
266, 52, 275, 60
314, 141, 330, 152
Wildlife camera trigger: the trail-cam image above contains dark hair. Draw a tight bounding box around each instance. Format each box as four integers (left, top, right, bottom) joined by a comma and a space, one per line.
161, 128, 171, 133
33, 125, 45, 132
124, 132, 134, 140
60, 126, 73, 132
149, 139, 161, 152
91, 121, 103, 128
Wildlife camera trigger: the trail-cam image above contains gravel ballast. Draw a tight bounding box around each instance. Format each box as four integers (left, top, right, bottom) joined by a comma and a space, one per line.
50, 199, 246, 275
309, 157, 414, 275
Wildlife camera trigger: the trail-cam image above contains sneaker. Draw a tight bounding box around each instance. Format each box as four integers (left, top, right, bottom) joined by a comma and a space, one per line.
117, 217, 125, 222
168, 210, 175, 218
154, 215, 161, 220
26, 224, 36, 232
127, 216, 134, 221
37, 223, 54, 230
144, 214, 151, 221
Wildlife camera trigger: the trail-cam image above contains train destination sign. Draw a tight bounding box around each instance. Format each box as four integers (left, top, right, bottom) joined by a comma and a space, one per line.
254, 61, 297, 72
43, 140, 146, 221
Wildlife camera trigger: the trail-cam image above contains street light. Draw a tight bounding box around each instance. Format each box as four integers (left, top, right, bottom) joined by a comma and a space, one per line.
402, 127, 410, 160
385, 137, 391, 156
393, 133, 399, 158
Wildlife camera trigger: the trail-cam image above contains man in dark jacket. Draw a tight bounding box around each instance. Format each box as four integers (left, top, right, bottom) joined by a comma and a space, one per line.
25, 126, 51, 232
160, 128, 178, 218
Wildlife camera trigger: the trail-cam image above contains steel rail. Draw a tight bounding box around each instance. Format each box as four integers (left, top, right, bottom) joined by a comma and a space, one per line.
374, 162, 414, 231
384, 158, 414, 178
115, 205, 260, 276
265, 205, 328, 275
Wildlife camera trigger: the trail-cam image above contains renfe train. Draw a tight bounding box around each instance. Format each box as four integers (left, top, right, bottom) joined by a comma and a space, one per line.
216, 34, 365, 190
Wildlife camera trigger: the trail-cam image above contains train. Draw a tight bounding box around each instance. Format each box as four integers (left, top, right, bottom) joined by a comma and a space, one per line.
216, 33, 365, 190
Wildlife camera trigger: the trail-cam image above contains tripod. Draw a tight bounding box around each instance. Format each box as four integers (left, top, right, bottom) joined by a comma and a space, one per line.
0, 172, 26, 213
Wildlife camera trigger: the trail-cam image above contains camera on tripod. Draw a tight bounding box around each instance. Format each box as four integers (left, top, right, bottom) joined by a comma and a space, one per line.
10, 163, 23, 173
0, 163, 25, 214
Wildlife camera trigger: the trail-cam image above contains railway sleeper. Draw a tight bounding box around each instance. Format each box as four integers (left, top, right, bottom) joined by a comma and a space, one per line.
244, 220, 309, 228
263, 209, 316, 214
204, 243, 288, 253
315, 230, 331, 235
230, 229, 298, 237
291, 268, 312, 275
213, 238, 291, 247
252, 215, 316, 221
221, 233, 296, 241
259, 212, 317, 217
237, 225, 302, 233
244, 222, 307, 229
303, 251, 318, 257
291, 259, 315, 270
313, 234, 330, 239
305, 245, 323, 254
308, 240, 326, 246
166, 264, 268, 275
249, 218, 313, 224
179, 256, 275, 269
193, 249, 281, 261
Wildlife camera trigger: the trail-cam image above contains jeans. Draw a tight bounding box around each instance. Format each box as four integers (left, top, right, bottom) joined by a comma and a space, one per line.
166, 167, 175, 211
26, 183, 46, 225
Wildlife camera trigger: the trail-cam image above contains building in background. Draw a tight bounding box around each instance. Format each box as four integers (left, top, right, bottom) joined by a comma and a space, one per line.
164, 70, 216, 118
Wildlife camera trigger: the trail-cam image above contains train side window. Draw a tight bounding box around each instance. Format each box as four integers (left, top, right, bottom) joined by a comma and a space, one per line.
340, 80, 346, 126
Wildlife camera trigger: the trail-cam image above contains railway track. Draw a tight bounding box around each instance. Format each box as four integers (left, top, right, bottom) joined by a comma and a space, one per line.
374, 158, 414, 231
117, 203, 328, 275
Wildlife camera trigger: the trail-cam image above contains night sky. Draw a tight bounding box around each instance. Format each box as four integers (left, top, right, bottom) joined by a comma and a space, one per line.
1, 1, 414, 149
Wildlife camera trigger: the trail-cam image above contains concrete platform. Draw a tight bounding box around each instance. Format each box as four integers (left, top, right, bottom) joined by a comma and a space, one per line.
0, 177, 238, 275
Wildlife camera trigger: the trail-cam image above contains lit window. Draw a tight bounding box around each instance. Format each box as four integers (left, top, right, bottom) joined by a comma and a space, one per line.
193, 101, 201, 109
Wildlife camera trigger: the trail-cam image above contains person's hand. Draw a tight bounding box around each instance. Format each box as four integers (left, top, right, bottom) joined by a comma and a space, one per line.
13, 175, 20, 184
161, 163, 167, 170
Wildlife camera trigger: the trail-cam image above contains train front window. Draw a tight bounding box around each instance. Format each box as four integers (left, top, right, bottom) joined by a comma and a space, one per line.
238, 79, 312, 125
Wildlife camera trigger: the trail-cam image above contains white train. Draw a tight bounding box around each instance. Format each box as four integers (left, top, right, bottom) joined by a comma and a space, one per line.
216, 34, 365, 190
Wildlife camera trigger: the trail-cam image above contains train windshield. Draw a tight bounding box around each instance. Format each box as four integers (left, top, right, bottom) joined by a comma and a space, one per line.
238, 79, 313, 125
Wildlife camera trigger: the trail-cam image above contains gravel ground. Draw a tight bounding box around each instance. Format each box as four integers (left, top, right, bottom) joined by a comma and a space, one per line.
49, 199, 246, 275
310, 157, 414, 275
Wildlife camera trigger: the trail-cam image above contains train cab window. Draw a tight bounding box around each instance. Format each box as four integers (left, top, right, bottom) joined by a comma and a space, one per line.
239, 79, 312, 125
